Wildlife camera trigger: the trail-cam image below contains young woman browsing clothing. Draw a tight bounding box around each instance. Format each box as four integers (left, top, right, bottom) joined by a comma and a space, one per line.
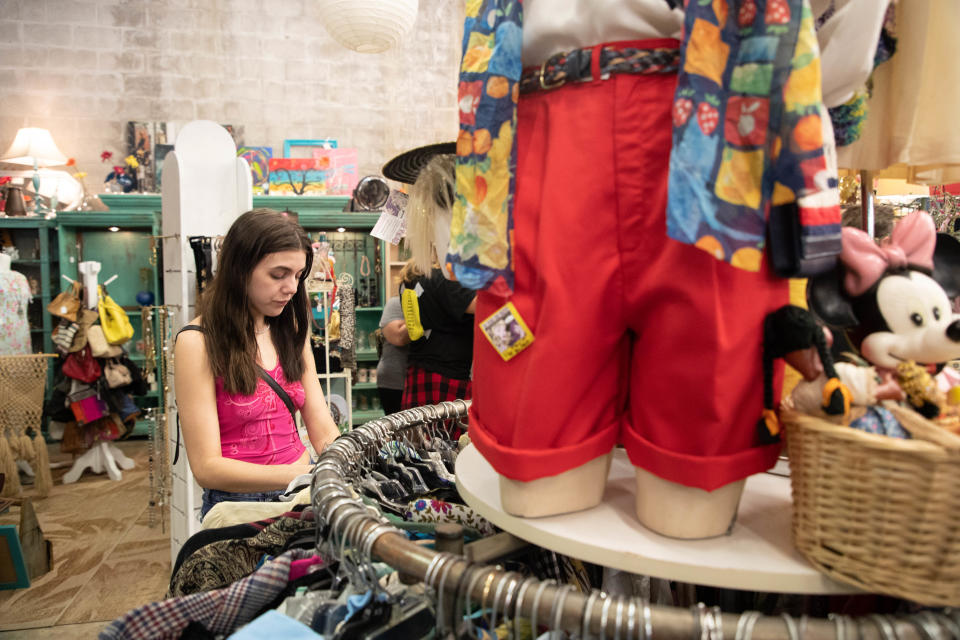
174, 208, 341, 518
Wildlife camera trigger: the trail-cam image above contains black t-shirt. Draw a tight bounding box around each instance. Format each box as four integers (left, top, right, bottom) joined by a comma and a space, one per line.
403, 269, 475, 380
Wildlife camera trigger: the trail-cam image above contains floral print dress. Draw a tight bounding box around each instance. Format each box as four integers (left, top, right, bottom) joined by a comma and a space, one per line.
0, 270, 32, 355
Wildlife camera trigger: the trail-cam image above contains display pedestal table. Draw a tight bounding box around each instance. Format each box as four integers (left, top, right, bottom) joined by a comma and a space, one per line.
62, 441, 136, 484
456, 444, 861, 595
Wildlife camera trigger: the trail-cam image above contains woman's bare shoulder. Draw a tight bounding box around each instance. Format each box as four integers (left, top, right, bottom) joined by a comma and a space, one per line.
175, 317, 206, 347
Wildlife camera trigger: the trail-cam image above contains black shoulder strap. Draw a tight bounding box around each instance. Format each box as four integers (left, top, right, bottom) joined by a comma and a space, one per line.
172, 324, 298, 467
176, 324, 204, 339
256, 366, 297, 422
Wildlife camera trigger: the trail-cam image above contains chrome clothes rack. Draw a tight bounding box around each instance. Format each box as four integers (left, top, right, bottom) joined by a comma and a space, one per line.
310, 401, 946, 640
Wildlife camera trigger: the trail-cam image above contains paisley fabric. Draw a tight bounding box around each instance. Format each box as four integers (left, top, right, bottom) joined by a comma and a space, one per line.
167, 515, 314, 597
404, 497, 497, 536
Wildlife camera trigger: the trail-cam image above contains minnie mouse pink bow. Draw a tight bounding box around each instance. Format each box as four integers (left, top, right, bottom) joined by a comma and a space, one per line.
840, 211, 936, 296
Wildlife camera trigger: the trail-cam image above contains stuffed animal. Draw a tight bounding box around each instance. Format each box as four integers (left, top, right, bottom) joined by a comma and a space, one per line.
792, 211, 960, 423
756, 305, 852, 441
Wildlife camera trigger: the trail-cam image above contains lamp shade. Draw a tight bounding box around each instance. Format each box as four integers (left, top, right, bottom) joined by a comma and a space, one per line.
2, 127, 68, 166
316, 0, 418, 54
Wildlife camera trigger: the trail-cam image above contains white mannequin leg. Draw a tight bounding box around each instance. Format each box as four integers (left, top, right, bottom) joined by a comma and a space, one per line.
499, 451, 613, 517
634, 467, 745, 539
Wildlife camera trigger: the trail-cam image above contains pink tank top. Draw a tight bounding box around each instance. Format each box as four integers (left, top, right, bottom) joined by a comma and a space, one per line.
215, 362, 307, 465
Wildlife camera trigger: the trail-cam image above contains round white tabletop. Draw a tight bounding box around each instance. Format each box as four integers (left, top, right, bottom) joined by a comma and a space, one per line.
456, 444, 862, 595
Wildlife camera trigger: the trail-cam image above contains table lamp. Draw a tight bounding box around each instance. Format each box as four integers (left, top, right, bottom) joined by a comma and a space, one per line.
1, 127, 68, 214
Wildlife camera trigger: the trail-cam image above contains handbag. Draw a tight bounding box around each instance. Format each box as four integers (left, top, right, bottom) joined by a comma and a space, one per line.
70, 309, 100, 353
69, 388, 109, 426
98, 285, 134, 345
117, 355, 148, 395
104, 359, 132, 389
87, 324, 123, 358
62, 345, 102, 383
47, 281, 83, 322
51, 319, 79, 355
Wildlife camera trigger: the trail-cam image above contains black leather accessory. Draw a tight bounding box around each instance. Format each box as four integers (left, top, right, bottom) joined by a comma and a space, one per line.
188, 236, 213, 295
256, 366, 296, 422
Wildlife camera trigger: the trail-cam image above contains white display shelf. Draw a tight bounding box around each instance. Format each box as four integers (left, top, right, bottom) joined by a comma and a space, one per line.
456, 445, 862, 595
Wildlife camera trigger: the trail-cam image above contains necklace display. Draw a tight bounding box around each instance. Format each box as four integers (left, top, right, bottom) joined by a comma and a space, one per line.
145, 305, 174, 530
141, 306, 157, 381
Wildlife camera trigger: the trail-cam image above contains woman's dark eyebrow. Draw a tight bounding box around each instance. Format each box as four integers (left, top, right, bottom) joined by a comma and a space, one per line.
271, 266, 307, 274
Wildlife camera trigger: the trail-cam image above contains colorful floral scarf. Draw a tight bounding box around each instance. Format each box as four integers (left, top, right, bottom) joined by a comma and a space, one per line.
449, 0, 841, 293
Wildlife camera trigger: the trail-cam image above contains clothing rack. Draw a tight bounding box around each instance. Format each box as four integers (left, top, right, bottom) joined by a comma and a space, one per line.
310, 401, 946, 640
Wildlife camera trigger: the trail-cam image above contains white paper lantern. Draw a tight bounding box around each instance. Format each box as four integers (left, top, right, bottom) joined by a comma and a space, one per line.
316, 0, 419, 54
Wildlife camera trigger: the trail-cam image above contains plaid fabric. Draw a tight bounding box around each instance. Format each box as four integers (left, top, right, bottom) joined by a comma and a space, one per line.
99, 549, 312, 640
401, 364, 471, 410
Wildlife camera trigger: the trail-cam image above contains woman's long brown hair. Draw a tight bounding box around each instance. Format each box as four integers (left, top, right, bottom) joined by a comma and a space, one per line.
199, 208, 313, 395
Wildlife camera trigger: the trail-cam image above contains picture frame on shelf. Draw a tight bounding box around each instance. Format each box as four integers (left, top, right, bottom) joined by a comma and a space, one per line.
283, 139, 337, 159
125, 121, 154, 191
311, 148, 358, 195
237, 146, 273, 192
268, 158, 335, 195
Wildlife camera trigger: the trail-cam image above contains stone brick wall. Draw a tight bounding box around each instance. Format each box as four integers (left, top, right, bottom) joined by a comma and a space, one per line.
0, 0, 463, 190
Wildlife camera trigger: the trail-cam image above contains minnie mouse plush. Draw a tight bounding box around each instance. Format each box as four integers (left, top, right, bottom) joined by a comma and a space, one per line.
792, 211, 960, 422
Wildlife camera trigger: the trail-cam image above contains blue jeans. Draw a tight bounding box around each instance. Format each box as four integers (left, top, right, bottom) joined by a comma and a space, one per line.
200, 488, 284, 520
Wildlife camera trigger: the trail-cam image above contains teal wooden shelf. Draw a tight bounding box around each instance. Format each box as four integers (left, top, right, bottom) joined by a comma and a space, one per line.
0, 216, 56, 229
96, 194, 163, 215
55, 210, 158, 228
356, 306, 383, 312
129, 419, 151, 437
352, 409, 384, 425
352, 382, 377, 390
356, 349, 378, 360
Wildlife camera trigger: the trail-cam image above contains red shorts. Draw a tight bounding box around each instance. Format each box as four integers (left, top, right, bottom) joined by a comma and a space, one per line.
468, 39, 787, 492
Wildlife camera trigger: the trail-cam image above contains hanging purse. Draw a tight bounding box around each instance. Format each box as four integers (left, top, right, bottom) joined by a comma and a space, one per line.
70, 309, 100, 353
104, 359, 133, 389
67, 385, 108, 425
51, 319, 80, 355
98, 284, 135, 345
47, 281, 83, 322
87, 324, 123, 358
62, 345, 102, 383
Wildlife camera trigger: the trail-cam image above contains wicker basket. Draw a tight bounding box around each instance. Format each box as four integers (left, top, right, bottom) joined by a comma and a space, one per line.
782, 403, 960, 606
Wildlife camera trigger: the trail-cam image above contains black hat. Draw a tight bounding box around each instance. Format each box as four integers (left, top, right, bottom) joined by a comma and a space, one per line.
382, 142, 456, 184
